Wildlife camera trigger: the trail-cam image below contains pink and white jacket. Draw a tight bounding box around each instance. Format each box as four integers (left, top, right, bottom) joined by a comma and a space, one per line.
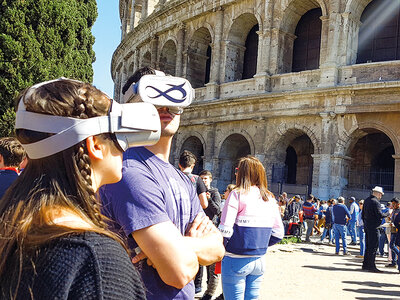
218, 186, 284, 256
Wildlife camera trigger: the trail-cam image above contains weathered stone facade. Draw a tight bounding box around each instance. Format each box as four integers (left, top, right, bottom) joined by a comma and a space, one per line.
113, 0, 400, 200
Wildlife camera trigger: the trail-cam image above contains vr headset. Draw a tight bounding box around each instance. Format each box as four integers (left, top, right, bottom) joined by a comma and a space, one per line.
122, 72, 194, 113
15, 78, 161, 159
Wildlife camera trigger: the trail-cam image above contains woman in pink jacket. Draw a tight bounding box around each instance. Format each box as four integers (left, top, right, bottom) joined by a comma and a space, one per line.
219, 155, 284, 300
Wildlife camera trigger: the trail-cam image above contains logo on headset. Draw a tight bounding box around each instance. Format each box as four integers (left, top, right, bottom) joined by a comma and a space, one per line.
146, 83, 187, 103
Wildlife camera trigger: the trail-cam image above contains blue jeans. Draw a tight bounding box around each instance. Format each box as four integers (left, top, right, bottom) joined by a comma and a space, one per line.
348, 221, 357, 243
378, 228, 387, 256
321, 225, 334, 243
221, 255, 265, 300
357, 226, 365, 256
333, 224, 348, 254
389, 234, 399, 268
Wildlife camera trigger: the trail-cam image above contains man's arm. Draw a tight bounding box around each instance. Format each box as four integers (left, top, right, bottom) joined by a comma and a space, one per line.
198, 192, 208, 209
185, 214, 225, 266
132, 221, 199, 289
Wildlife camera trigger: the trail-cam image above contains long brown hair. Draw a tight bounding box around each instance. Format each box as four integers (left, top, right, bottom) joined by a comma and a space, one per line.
0, 79, 125, 295
235, 155, 273, 201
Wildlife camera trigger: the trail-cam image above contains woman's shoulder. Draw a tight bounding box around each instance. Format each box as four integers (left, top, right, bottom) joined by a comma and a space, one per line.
34, 232, 145, 300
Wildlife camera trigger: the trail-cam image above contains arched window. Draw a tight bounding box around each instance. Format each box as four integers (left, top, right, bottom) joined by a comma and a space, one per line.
292, 8, 322, 72
357, 0, 400, 63
242, 24, 259, 79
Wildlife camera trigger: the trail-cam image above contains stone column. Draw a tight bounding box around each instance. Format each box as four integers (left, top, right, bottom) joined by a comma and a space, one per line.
134, 2, 142, 27
203, 122, 216, 171
150, 36, 159, 68
393, 155, 400, 192
254, 31, 270, 92
141, 0, 148, 20
206, 7, 223, 99
176, 23, 185, 77
330, 154, 353, 198
318, 13, 340, 87
311, 154, 331, 200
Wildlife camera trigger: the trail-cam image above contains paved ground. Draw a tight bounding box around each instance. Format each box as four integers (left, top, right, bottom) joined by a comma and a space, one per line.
198, 236, 400, 300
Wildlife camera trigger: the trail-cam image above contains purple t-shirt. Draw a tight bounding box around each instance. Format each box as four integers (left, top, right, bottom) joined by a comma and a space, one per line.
100, 147, 202, 300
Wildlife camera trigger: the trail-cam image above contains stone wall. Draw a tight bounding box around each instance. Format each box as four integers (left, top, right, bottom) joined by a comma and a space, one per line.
113, 0, 400, 200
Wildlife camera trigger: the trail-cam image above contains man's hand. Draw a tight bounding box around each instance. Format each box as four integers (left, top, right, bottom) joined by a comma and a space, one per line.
132, 250, 154, 267
186, 214, 215, 238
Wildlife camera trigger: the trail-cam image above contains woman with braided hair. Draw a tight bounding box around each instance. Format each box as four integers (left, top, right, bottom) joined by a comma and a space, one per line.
0, 78, 152, 299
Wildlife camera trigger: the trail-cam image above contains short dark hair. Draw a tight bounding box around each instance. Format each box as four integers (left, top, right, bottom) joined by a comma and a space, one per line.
199, 170, 212, 179
307, 194, 314, 200
0, 137, 25, 167
179, 150, 197, 169
391, 197, 400, 204
122, 66, 156, 95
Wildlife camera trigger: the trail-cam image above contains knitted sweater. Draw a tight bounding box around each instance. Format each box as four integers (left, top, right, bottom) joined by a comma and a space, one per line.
0, 232, 146, 300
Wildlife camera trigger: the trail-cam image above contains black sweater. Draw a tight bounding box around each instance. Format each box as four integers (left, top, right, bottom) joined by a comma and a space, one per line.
0, 232, 146, 299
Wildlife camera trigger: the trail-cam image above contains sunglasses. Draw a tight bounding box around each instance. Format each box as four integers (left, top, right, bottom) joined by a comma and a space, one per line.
156, 106, 183, 115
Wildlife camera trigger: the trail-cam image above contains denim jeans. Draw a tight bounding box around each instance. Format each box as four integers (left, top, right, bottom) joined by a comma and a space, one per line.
357, 226, 365, 256
333, 223, 347, 254
348, 221, 357, 243
321, 225, 334, 243
378, 228, 387, 256
389, 234, 399, 268
221, 255, 265, 300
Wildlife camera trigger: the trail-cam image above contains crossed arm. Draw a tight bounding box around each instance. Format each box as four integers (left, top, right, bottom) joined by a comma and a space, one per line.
132, 214, 224, 289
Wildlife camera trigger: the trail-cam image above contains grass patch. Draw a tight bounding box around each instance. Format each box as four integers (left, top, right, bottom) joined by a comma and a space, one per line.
278, 236, 302, 244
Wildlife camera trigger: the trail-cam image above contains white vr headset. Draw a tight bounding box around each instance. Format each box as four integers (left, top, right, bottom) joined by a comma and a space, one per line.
15, 78, 162, 159
122, 73, 194, 113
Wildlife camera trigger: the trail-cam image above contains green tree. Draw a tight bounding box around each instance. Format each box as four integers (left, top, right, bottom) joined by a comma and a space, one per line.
0, 0, 98, 136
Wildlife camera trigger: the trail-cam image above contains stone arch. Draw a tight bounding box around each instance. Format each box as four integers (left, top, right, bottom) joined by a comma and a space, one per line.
277, 0, 325, 73
356, 0, 400, 64
344, 127, 396, 192
180, 135, 205, 174
216, 133, 252, 191
224, 13, 259, 82
141, 51, 151, 67
336, 121, 400, 156
269, 128, 316, 188
345, 0, 372, 19
159, 39, 177, 75
186, 27, 212, 88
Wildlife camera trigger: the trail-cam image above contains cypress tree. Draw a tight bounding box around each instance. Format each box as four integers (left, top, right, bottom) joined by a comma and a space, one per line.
0, 0, 98, 136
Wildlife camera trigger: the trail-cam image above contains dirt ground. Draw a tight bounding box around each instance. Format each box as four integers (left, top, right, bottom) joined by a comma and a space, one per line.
199, 236, 400, 300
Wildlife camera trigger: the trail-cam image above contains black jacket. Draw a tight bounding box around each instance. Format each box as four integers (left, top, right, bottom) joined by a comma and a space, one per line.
362, 195, 388, 229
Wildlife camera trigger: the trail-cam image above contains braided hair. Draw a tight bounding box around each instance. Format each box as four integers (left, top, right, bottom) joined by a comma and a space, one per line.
0, 79, 123, 290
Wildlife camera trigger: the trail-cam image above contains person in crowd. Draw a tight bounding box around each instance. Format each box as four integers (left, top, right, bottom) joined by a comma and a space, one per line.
362, 186, 388, 272
282, 192, 289, 204
332, 196, 351, 255
320, 199, 335, 244
387, 198, 399, 268
179, 150, 208, 210
100, 67, 225, 300
314, 199, 327, 235
222, 184, 236, 210
303, 194, 318, 242
0, 137, 25, 199
348, 197, 360, 245
0, 78, 150, 299
286, 195, 302, 222
356, 200, 365, 258
198, 170, 222, 300
388, 197, 400, 272
278, 197, 286, 219
377, 203, 390, 257
219, 155, 284, 300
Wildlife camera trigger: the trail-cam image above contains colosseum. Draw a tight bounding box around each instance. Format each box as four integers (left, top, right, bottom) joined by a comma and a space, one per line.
112, 0, 400, 201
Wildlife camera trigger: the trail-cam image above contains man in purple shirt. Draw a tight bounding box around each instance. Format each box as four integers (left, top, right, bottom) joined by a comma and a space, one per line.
101, 67, 224, 300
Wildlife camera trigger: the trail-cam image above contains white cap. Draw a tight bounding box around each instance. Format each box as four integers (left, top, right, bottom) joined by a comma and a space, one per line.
372, 186, 384, 195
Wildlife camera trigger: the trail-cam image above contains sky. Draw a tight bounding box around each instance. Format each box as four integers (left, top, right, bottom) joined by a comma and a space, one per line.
92, 0, 121, 98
